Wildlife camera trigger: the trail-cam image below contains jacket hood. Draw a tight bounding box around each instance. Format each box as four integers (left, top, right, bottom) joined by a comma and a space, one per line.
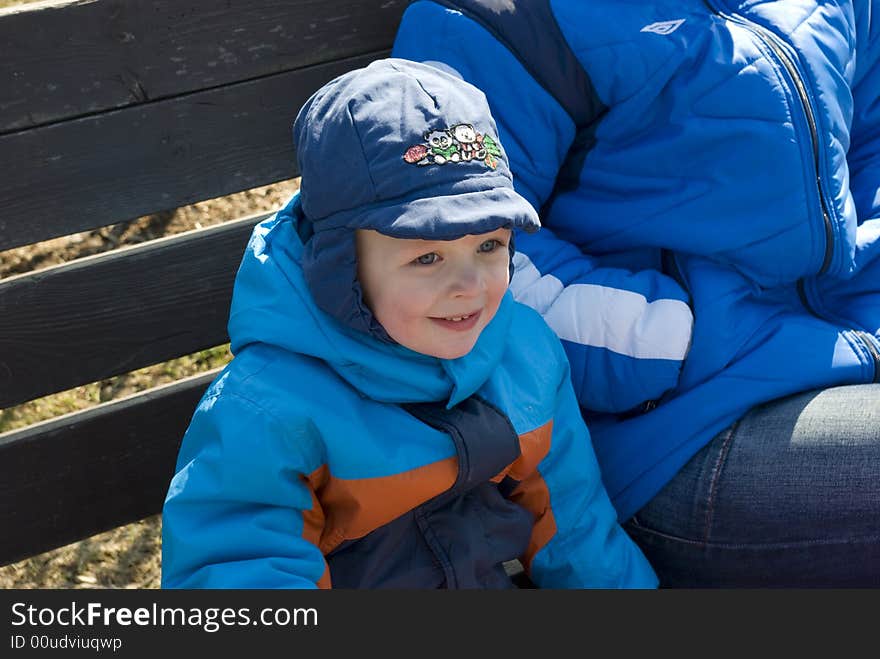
227, 194, 513, 406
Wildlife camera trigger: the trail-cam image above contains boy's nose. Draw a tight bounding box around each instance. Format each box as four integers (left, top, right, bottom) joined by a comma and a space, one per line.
448, 264, 484, 297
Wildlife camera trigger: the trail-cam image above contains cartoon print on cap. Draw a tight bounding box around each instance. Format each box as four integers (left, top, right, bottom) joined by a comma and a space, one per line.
403, 123, 503, 169
424, 129, 461, 164
449, 123, 484, 161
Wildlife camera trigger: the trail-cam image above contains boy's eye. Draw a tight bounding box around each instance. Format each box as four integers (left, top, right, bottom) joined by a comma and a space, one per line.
414, 253, 439, 265
478, 239, 502, 253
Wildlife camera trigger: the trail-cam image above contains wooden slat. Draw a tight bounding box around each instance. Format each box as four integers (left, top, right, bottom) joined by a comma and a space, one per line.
0, 213, 271, 409
0, 0, 406, 133
0, 52, 384, 251
0, 370, 218, 566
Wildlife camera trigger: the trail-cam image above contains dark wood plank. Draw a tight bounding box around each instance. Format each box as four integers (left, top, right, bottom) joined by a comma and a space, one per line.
0, 370, 218, 566
0, 213, 271, 409
0, 52, 383, 251
0, 0, 406, 133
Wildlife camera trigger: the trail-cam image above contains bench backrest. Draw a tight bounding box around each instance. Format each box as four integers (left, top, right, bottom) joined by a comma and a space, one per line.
0, 0, 406, 566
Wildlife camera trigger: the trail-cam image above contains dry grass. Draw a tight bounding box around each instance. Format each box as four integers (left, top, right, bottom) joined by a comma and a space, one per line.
0, 0, 40, 10
0, 517, 164, 589
0, 179, 300, 588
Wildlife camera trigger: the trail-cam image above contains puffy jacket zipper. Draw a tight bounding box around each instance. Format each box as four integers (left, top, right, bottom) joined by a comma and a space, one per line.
702, 1, 834, 276
743, 17, 880, 382
703, 2, 880, 381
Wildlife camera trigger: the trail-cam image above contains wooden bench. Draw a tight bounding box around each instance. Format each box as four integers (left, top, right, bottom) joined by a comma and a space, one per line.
0, 0, 407, 567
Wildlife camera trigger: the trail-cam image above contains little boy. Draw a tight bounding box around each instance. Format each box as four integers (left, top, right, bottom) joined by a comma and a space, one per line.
161, 59, 657, 589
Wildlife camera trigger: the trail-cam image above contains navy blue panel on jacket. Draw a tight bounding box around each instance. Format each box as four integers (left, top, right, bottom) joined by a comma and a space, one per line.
328, 396, 530, 588
429, 0, 607, 198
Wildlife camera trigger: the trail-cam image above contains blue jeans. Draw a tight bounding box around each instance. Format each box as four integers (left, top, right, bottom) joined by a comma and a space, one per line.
624, 384, 880, 587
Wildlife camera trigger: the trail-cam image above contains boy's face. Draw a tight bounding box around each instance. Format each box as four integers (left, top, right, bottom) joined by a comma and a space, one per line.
356, 228, 511, 360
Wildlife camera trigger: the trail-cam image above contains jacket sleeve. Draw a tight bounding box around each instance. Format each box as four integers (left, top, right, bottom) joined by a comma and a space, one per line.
511, 229, 692, 413
161, 390, 328, 588
509, 332, 658, 588
393, 1, 693, 413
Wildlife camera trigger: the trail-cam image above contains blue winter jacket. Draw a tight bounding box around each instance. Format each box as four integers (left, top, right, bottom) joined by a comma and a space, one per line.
392, 0, 880, 520
161, 197, 657, 589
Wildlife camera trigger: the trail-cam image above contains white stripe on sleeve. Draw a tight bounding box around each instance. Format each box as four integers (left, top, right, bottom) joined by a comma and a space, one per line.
511, 252, 692, 361
510, 251, 563, 315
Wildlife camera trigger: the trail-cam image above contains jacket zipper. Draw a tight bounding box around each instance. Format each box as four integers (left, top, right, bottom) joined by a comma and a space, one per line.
701, 1, 834, 276
702, 2, 880, 382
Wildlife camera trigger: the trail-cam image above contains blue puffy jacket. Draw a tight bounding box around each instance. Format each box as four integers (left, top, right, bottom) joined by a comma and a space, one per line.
392, 0, 880, 519
161, 197, 657, 589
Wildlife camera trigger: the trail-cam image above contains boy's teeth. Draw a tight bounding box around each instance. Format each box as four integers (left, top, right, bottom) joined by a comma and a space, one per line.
444, 314, 470, 321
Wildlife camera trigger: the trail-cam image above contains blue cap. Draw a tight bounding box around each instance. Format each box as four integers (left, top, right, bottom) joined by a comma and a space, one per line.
293, 58, 540, 340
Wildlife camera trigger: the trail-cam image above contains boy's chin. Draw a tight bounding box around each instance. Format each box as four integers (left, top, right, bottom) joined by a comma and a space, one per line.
397, 336, 479, 360
425, 338, 479, 361
391, 322, 488, 360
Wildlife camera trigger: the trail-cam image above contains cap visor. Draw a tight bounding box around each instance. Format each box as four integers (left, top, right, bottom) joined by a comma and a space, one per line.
354, 186, 540, 240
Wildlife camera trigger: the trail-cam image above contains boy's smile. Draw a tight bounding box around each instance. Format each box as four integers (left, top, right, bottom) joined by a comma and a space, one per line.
356, 228, 511, 359
429, 309, 482, 332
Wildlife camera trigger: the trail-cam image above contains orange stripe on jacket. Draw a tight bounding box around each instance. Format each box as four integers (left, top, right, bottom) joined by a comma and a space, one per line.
300, 469, 331, 589
500, 421, 556, 572
304, 457, 458, 557
301, 420, 554, 585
